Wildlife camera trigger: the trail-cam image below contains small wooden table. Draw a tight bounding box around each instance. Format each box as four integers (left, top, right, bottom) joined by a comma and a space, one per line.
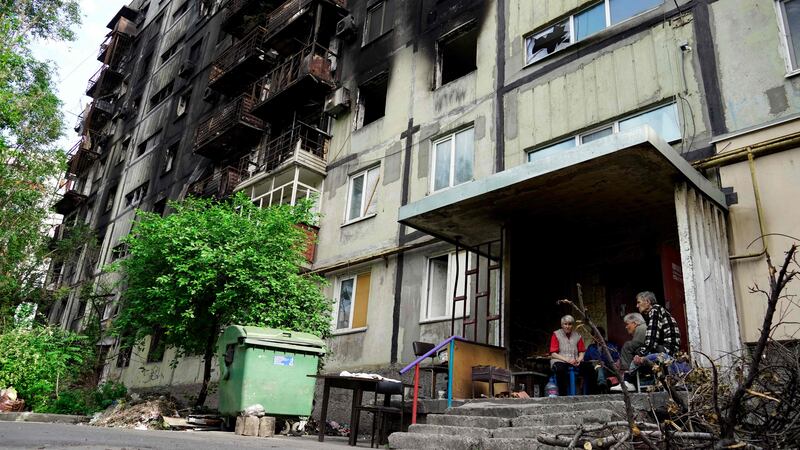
309, 374, 392, 446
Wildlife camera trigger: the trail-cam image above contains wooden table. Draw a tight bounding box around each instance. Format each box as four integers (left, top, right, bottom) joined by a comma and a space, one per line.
309, 374, 392, 446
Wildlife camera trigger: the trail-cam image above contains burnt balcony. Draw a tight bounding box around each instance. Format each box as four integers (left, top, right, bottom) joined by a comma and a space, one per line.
238, 121, 329, 182
221, 0, 283, 37
188, 166, 242, 199
53, 180, 88, 216
86, 63, 126, 98
261, 0, 347, 53
86, 99, 115, 131
208, 26, 273, 94
97, 19, 137, 64
250, 44, 336, 119
66, 137, 101, 176
193, 94, 266, 159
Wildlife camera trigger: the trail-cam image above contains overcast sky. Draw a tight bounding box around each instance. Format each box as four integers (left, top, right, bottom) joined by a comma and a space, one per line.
30, 0, 130, 153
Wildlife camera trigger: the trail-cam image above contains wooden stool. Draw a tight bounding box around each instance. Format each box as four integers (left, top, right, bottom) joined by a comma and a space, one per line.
471, 366, 511, 398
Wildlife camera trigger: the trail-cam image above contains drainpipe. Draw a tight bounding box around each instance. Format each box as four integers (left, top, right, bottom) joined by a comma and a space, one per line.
728, 152, 768, 261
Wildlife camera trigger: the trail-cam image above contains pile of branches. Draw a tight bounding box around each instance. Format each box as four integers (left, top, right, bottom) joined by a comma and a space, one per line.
541, 244, 799, 449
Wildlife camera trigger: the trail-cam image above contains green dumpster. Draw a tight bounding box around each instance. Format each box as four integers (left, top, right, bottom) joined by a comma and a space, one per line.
218, 325, 325, 418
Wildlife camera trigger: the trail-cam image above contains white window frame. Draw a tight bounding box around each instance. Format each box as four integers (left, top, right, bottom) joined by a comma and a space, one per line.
344, 165, 380, 224
527, 102, 681, 162
332, 273, 368, 332
524, 0, 664, 66
421, 251, 471, 322
777, 0, 800, 75
430, 127, 474, 193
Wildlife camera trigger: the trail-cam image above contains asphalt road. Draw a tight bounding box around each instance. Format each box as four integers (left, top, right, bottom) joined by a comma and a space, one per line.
0, 422, 363, 449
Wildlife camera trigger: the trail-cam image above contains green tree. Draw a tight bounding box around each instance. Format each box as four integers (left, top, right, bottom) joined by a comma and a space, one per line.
110, 193, 331, 407
0, 0, 82, 322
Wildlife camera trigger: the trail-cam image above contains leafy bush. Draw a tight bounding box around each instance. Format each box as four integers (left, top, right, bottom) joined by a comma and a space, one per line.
39, 382, 127, 415
0, 326, 91, 411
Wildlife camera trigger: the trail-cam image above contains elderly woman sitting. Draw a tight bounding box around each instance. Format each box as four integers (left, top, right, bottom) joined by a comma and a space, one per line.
550, 315, 594, 396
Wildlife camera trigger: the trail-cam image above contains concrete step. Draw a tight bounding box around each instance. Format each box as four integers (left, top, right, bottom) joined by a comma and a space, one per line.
491, 424, 581, 439
447, 400, 624, 418
408, 424, 492, 438
426, 413, 511, 429
388, 433, 561, 449
462, 393, 626, 405
512, 408, 617, 427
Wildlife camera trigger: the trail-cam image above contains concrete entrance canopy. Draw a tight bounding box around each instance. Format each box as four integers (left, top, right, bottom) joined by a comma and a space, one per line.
398, 127, 727, 249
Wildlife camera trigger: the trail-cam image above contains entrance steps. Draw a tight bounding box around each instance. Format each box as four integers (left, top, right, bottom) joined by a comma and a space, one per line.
388, 395, 627, 449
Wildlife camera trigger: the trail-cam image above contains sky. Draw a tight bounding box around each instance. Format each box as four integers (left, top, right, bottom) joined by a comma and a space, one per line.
30, 0, 130, 154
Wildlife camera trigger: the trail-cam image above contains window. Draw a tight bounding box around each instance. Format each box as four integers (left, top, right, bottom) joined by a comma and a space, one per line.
778, 0, 800, 72
188, 39, 203, 63
334, 272, 370, 330
105, 185, 117, 212
527, 102, 680, 163
136, 130, 161, 157
437, 24, 478, 87
525, 0, 663, 64
147, 328, 166, 363
94, 159, 105, 180
153, 198, 167, 216
423, 251, 469, 321
117, 135, 131, 164
138, 52, 154, 82
346, 165, 380, 222
431, 127, 474, 192
149, 81, 173, 110
357, 73, 388, 127
364, 1, 392, 44
124, 182, 149, 208
110, 242, 129, 261
116, 343, 132, 368
176, 90, 190, 117
172, 0, 189, 20
164, 142, 178, 173
160, 39, 183, 64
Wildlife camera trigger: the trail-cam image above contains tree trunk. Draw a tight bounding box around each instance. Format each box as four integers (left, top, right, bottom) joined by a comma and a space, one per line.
195, 317, 219, 408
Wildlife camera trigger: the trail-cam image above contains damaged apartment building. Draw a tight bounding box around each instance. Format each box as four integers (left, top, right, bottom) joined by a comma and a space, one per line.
48, 0, 800, 404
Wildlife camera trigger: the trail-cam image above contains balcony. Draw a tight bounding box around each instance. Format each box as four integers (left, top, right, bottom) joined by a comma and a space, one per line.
97, 19, 137, 63
66, 137, 101, 176
250, 44, 336, 119
221, 0, 283, 37
53, 179, 88, 215
86, 63, 126, 98
193, 94, 266, 159
207, 27, 273, 94
188, 166, 242, 199
238, 121, 328, 182
86, 99, 115, 131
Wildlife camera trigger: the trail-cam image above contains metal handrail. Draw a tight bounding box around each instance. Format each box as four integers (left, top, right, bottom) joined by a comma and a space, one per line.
252, 43, 334, 107
399, 335, 463, 424
194, 94, 264, 150
208, 26, 267, 85
238, 121, 329, 181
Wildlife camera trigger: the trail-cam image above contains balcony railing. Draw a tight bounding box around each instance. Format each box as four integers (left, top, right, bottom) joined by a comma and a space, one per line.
238, 121, 329, 182
251, 43, 335, 116
53, 178, 88, 215
67, 137, 101, 176
262, 0, 347, 40
193, 94, 266, 157
187, 166, 242, 199
208, 26, 271, 92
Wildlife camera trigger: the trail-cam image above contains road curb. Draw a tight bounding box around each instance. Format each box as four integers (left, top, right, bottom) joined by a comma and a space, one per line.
0, 412, 90, 424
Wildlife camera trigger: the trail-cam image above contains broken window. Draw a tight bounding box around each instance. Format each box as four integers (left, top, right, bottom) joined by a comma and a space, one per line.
164, 142, 178, 173
364, 0, 392, 44
431, 127, 474, 192
778, 0, 800, 71
188, 39, 203, 63
335, 272, 370, 330
147, 328, 166, 363
437, 24, 478, 87
525, 0, 663, 65
124, 182, 149, 208
176, 90, 190, 117
160, 38, 183, 64
153, 197, 168, 217
117, 135, 131, 164
138, 52, 154, 82
136, 130, 161, 157
149, 81, 174, 111
357, 73, 388, 127
346, 165, 380, 222
116, 342, 132, 368
105, 185, 118, 212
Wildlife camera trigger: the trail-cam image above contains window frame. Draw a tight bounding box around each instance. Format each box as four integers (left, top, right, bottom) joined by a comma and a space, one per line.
363, 0, 391, 46
430, 126, 475, 193
524, 0, 663, 66
777, 0, 800, 75
435, 22, 479, 88
344, 165, 380, 224
332, 272, 370, 332
421, 251, 472, 323
526, 102, 681, 163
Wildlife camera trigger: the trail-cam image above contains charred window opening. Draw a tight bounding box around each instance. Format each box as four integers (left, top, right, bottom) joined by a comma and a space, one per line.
437, 24, 478, 87
364, 0, 393, 44
116, 340, 132, 368
357, 73, 389, 128
147, 327, 166, 363
153, 197, 167, 217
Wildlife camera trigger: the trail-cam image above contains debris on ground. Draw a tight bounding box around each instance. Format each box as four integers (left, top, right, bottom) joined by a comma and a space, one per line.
0, 387, 25, 412
89, 393, 179, 429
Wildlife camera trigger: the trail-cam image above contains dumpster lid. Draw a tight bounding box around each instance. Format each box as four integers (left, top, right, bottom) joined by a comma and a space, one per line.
222, 325, 326, 353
